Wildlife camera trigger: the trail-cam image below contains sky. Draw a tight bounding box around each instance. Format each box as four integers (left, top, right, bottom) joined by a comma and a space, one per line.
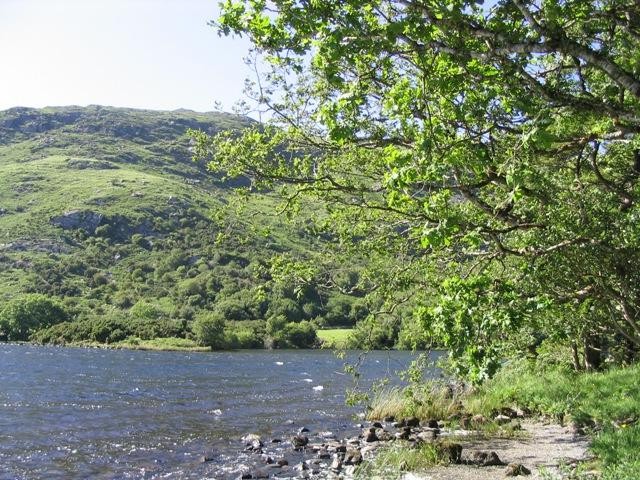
0, 0, 252, 112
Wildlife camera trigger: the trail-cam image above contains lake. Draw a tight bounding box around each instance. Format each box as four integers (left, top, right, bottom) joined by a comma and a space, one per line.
0, 344, 438, 479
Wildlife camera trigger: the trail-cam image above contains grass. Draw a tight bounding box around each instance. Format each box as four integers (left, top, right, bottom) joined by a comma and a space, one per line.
363, 361, 640, 479
61, 337, 211, 352
114, 336, 210, 351
317, 328, 353, 349
367, 384, 462, 422
354, 440, 452, 479
464, 362, 640, 479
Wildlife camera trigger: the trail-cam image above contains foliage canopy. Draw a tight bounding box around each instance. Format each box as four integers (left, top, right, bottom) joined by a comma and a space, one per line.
196, 0, 640, 380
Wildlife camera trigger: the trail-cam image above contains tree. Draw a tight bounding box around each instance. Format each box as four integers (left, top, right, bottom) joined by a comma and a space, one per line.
0, 294, 68, 341
192, 311, 227, 349
194, 0, 640, 377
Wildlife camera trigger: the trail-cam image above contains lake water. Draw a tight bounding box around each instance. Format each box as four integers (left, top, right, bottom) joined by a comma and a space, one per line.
0, 344, 437, 479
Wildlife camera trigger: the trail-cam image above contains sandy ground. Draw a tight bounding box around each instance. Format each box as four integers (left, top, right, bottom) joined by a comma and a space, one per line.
401, 421, 591, 480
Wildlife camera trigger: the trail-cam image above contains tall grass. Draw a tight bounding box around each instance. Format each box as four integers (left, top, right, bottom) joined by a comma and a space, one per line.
367, 383, 462, 421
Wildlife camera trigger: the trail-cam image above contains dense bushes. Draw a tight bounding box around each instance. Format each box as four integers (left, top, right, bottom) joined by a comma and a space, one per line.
31, 315, 187, 345
0, 294, 68, 341
192, 312, 226, 349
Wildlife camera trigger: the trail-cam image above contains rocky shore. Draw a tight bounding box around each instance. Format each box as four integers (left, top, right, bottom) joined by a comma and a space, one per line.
221, 409, 589, 480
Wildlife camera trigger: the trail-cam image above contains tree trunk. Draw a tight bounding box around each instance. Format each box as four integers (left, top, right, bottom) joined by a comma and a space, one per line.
583, 336, 602, 371
571, 341, 582, 371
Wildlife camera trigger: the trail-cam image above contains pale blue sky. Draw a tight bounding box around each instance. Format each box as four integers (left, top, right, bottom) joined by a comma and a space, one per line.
0, 0, 251, 112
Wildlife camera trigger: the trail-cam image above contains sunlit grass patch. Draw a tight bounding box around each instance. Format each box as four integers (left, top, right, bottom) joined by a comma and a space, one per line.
317, 328, 352, 349
367, 384, 462, 421
115, 337, 210, 352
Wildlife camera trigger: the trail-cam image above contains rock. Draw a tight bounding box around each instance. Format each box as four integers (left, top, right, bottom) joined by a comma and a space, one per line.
260, 454, 274, 464
460, 415, 472, 429
376, 430, 394, 441
344, 448, 363, 465
467, 450, 506, 466
242, 434, 263, 451
405, 417, 420, 428
252, 469, 271, 479
440, 443, 463, 464
291, 434, 309, 449
50, 210, 103, 233
200, 455, 215, 462
393, 419, 406, 428
294, 461, 309, 471
371, 421, 383, 428
317, 448, 331, 459
416, 430, 438, 443
298, 426, 310, 434
384, 415, 395, 422
270, 438, 282, 443
330, 454, 343, 471
505, 463, 532, 476
345, 436, 360, 445
500, 407, 519, 418
319, 431, 335, 439
397, 426, 412, 440
277, 458, 288, 466
364, 428, 378, 442
495, 414, 512, 425
421, 419, 440, 429
471, 414, 487, 425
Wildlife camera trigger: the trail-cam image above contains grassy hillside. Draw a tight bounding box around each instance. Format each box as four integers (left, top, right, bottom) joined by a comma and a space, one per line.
0, 106, 366, 349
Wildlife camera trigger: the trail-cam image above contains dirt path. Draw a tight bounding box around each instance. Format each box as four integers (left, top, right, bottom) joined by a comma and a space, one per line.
402, 421, 591, 480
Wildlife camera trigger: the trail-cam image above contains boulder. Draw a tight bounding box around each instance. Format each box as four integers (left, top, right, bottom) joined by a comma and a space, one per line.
330, 453, 343, 471
416, 430, 438, 443
440, 442, 463, 464
421, 419, 440, 429
505, 463, 532, 476
242, 434, 263, 451
344, 448, 363, 465
405, 417, 420, 428
364, 428, 378, 443
467, 450, 506, 466
291, 434, 309, 449
50, 210, 103, 233
494, 414, 512, 425
393, 419, 406, 428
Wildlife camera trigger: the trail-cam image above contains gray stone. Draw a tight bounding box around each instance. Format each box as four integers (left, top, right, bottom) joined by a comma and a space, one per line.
505, 463, 532, 476
291, 434, 309, 449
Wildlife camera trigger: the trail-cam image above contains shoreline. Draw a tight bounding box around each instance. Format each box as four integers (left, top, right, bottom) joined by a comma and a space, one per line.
226, 412, 590, 479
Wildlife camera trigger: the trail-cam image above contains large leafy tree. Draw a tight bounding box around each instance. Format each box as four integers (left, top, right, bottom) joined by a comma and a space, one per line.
0, 294, 68, 341
194, 0, 640, 379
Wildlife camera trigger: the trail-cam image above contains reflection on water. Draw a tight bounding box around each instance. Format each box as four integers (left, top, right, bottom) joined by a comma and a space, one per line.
0, 344, 438, 479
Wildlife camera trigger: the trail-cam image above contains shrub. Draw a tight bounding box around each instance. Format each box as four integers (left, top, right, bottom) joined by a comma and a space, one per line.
129, 301, 163, 320
192, 311, 226, 349
0, 294, 68, 341
281, 320, 317, 348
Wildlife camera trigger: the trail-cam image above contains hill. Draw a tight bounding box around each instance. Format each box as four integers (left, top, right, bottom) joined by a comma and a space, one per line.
0, 106, 367, 349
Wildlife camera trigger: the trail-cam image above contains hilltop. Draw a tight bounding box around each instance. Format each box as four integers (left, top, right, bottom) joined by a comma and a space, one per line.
0, 106, 368, 349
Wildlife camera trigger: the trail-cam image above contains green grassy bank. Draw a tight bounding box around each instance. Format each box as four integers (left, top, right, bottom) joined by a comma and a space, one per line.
366, 361, 640, 479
